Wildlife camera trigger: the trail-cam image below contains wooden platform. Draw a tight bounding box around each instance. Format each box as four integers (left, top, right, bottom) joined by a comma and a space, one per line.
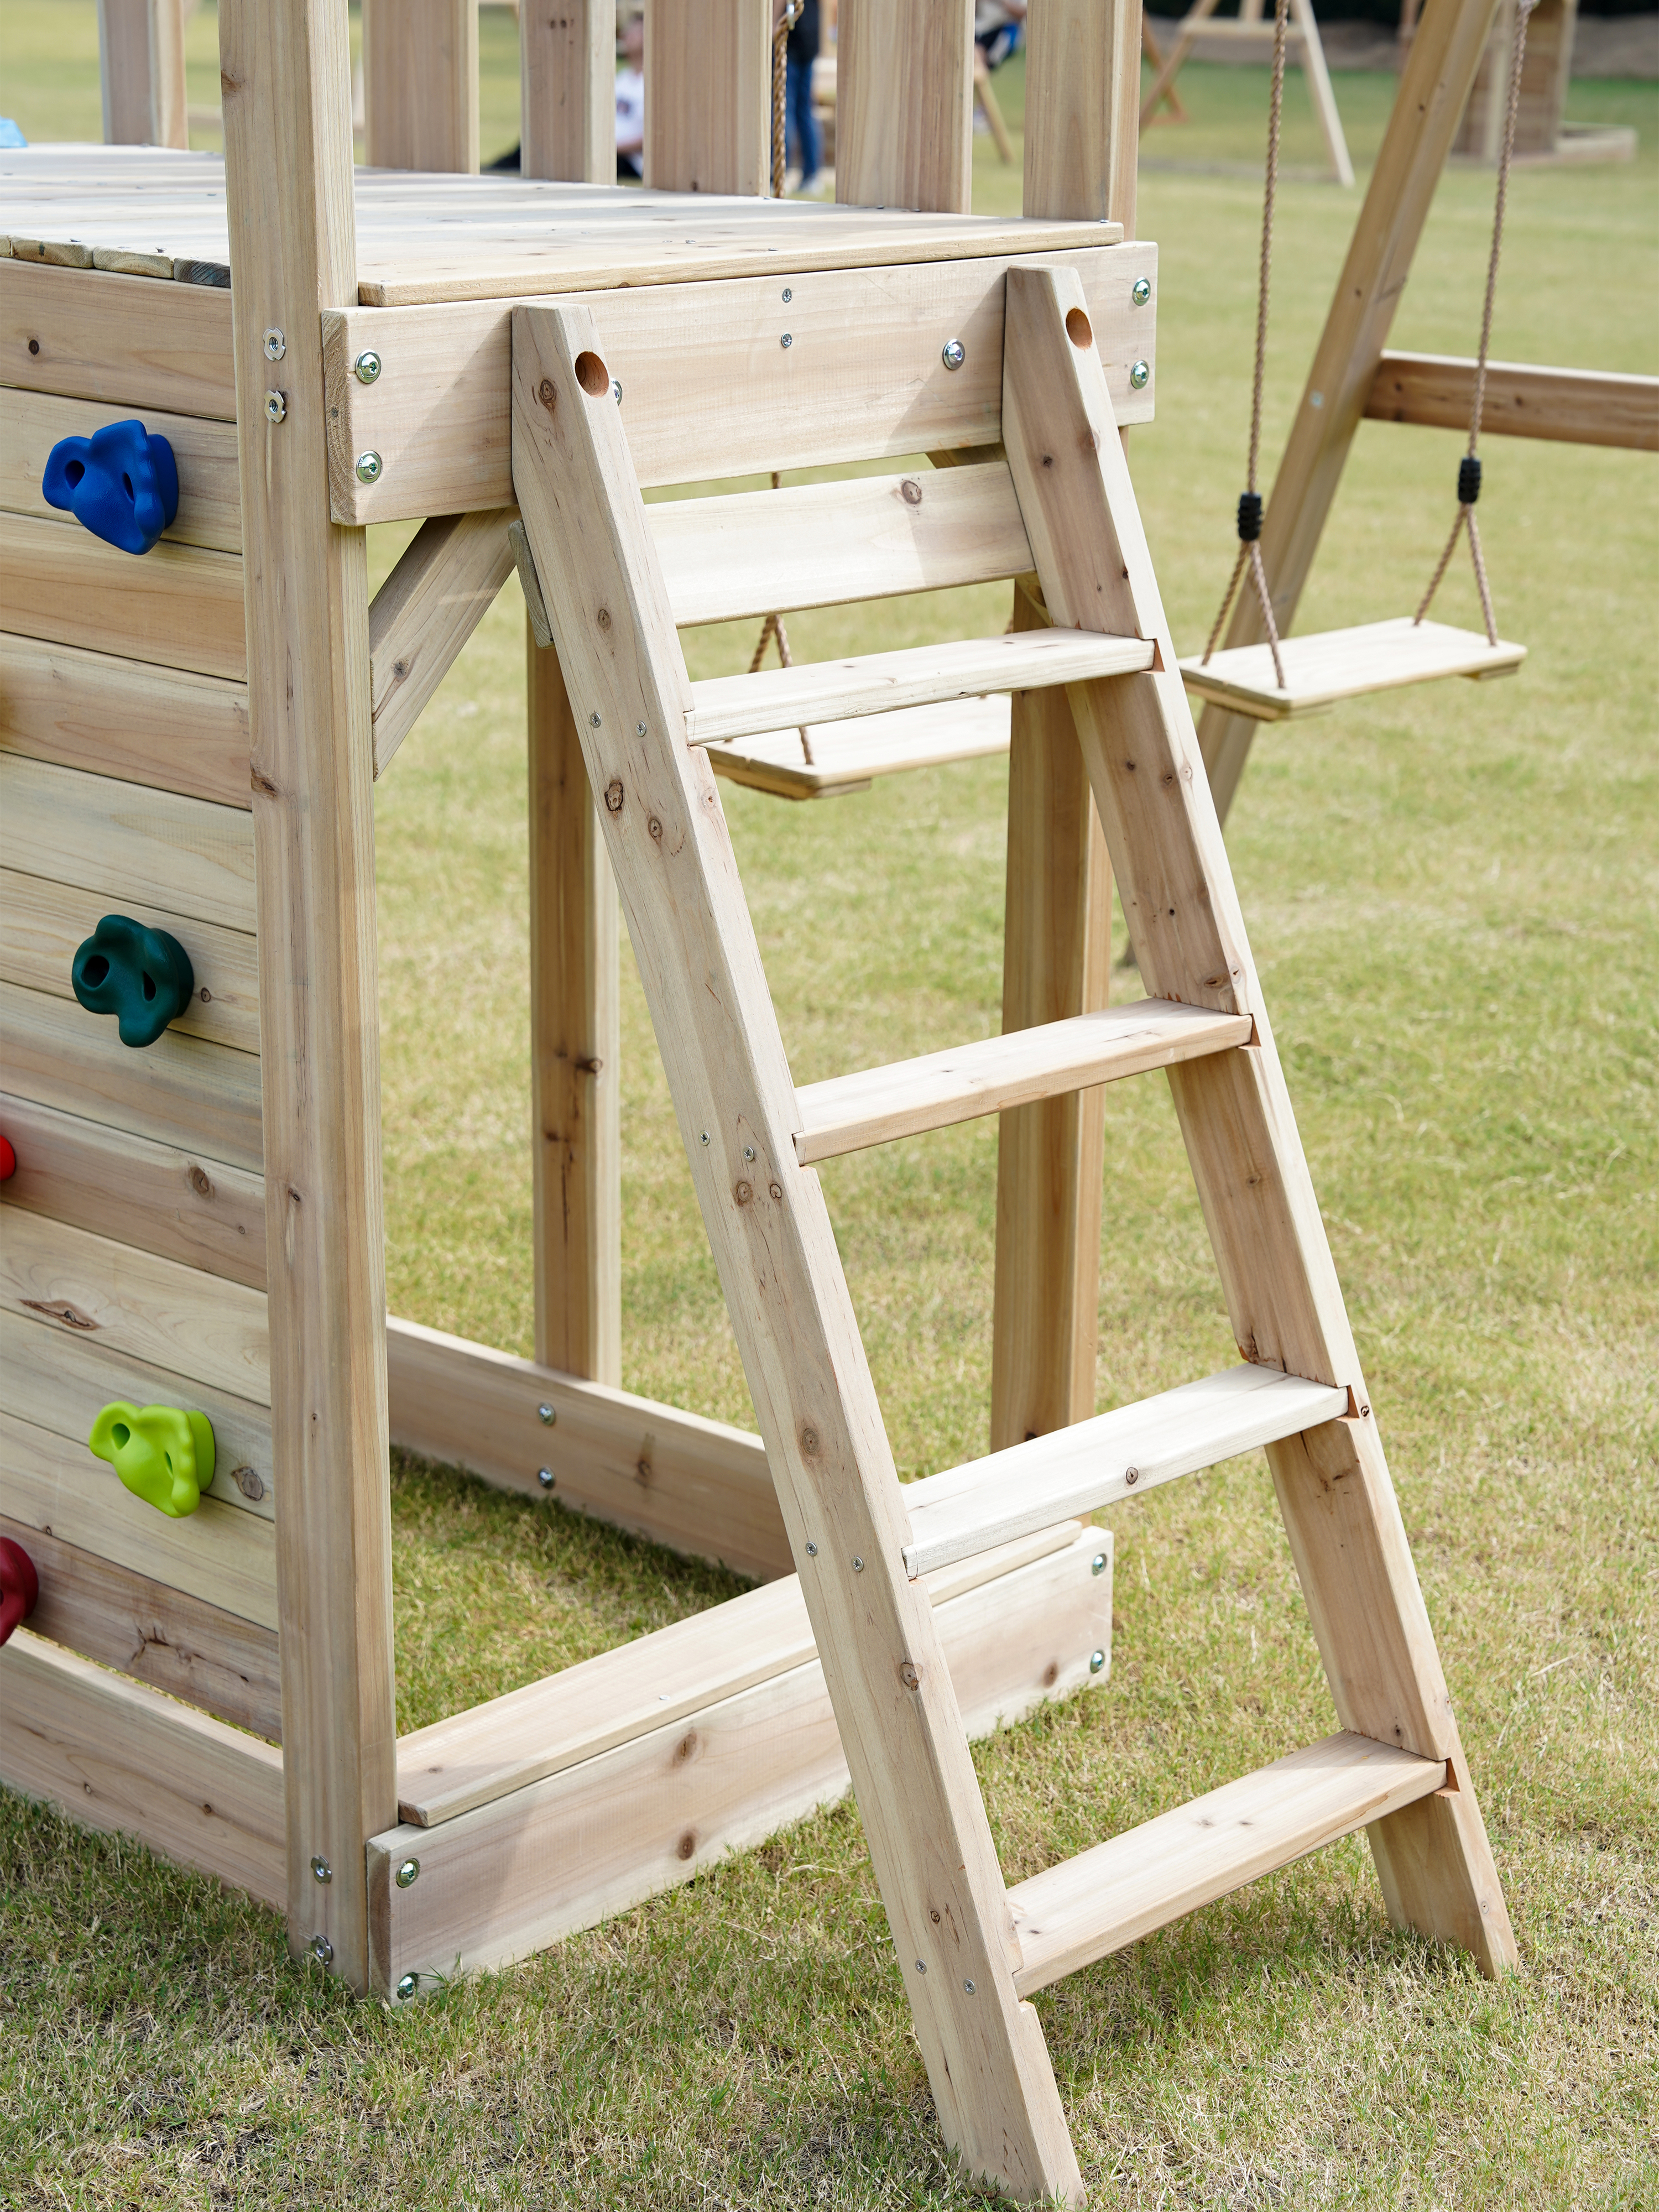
1180, 615, 1526, 722
706, 697, 1014, 801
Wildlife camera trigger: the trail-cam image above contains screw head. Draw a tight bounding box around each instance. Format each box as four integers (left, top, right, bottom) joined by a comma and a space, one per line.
263, 326, 286, 361
1091, 1551, 1108, 1577
310, 1854, 332, 1884
743, 1145, 756, 1162
914, 1959, 927, 1974
354, 450, 383, 484
611, 378, 623, 405
310, 1933, 333, 1966
538, 1403, 556, 1426
805, 1541, 818, 1556
1129, 359, 1151, 391
353, 348, 383, 383
537, 1467, 555, 1490
1089, 1648, 1107, 1674
1131, 276, 1151, 307
781, 287, 792, 301
636, 721, 648, 736
941, 338, 966, 371
395, 1858, 420, 1888
395, 1971, 419, 2001
963, 1979, 977, 1994
700, 1132, 711, 1146
780, 332, 792, 349
1124, 1465, 1140, 1488
589, 711, 602, 728
852, 1556, 864, 1572
264, 390, 286, 423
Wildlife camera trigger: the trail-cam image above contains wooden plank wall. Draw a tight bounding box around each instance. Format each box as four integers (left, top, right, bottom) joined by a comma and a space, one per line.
0, 259, 277, 1741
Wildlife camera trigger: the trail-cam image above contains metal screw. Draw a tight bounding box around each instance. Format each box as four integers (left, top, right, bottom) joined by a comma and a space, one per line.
743, 1145, 756, 1162
310, 1854, 332, 1884
1129, 360, 1150, 390
589, 712, 602, 728
353, 349, 383, 383
611, 378, 623, 405
700, 1133, 710, 1146
264, 390, 286, 423
781, 287, 792, 301
538, 1404, 556, 1426
941, 338, 966, 371
396, 1858, 420, 1888
538, 1468, 554, 1490
963, 1979, 977, 1994
636, 721, 647, 736
1091, 1551, 1108, 1576
805, 1541, 818, 1556
780, 332, 792, 349
1124, 1465, 1140, 1488
914, 1959, 927, 1974
354, 450, 383, 484
263, 326, 286, 361
1131, 276, 1151, 307
395, 1971, 419, 2001
852, 1556, 864, 1572
310, 1933, 333, 1966
1089, 1648, 1107, 1674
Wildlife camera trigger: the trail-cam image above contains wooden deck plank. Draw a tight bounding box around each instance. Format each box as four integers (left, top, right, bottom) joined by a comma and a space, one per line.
0, 258, 236, 420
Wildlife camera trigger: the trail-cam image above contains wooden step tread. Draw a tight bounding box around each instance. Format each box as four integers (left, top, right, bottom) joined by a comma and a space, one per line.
1178, 616, 1524, 723
1006, 1733, 1447, 1994
901, 1364, 1347, 1579
689, 627, 1156, 747
795, 999, 1251, 1164
708, 696, 1012, 802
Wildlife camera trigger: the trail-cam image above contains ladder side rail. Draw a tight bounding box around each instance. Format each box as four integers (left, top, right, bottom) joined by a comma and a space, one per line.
1002, 263, 1519, 1975
510, 301, 1084, 2206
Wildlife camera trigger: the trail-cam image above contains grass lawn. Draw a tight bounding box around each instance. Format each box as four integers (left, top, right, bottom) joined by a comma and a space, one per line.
2, 13, 1656, 2207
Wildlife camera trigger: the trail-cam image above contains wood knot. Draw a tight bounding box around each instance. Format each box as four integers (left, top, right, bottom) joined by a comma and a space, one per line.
23, 1298, 97, 1332
674, 1731, 698, 1764
769, 1182, 782, 1201
734, 1180, 752, 1206
249, 767, 279, 799
676, 1830, 697, 1860
537, 377, 557, 414
648, 816, 664, 841
604, 779, 624, 813
800, 1425, 821, 1457
596, 606, 612, 630
234, 1467, 265, 1501
900, 477, 923, 507
188, 1165, 214, 1198
898, 1660, 921, 1692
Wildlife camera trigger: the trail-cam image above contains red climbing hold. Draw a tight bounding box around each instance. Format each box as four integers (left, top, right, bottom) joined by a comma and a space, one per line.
0, 1536, 39, 1646
0, 1132, 14, 1180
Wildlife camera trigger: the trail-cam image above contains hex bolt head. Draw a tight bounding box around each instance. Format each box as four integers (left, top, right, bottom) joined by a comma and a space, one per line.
264, 390, 286, 424
941, 338, 966, 371
1129, 359, 1151, 390
1131, 276, 1152, 307
354, 450, 383, 484
1091, 1551, 1108, 1576
538, 1467, 555, 1490
395, 1972, 419, 2001
310, 1854, 332, 1884
1089, 1648, 1107, 1674
263, 327, 286, 361
310, 1933, 333, 1966
353, 349, 383, 383
780, 332, 792, 349
395, 1858, 420, 1888
538, 1403, 556, 1426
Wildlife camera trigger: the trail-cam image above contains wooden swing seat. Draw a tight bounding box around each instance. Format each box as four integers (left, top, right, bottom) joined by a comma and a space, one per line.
1180, 614, 1525, 722
706, 694, 1011, 800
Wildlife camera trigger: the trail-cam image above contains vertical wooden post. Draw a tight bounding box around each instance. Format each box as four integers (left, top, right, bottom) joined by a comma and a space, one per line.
521, 0, 614, 180
98, 0, 189, 148
363, 0, 481, 173
835, 0, 974, 212
645, 0, 771, 196
221, 0, 398, 1991
987, 0, 1140, 1449
529, 633, 623, 1385
1198, 0, 1499, 825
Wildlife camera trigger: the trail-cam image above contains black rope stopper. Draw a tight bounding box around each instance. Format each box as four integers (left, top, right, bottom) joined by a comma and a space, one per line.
1237, 491, 1264, 542
1458, 455, 1482, 507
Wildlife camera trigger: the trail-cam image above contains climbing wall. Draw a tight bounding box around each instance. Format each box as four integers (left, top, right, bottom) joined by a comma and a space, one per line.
0, 258, 278, 1739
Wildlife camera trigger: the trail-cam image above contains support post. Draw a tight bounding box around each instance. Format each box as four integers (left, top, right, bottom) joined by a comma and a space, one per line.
835, 0, 974, 212
363, 0, 480, 173
221, 0, 398, 1990
98, 0, 189, 148
521, 0, 614, 181
645, 0, 771, 196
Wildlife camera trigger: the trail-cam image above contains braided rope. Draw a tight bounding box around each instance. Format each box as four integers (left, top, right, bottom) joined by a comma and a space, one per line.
771, 3, 797, 200
747, 469, 813, 764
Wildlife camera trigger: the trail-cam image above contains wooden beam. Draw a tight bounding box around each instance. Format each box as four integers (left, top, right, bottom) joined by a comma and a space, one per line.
0, 261, 236, 421
836, 0, 974, 213
1, 389, 241, 554
363, 0, 479, 173
0, 637, 251, 813
221, 0, 398, 1992
367, 508, 517, 776
1023, 0, 1145, 232
521, 0, 613, 182
645, 0, 771, 197
0, 514, 246, 684
1364, 351, 1659, 452
97, 0, 189, 149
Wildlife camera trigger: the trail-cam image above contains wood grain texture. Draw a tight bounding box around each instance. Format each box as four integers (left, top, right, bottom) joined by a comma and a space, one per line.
1364, 351, 1659, 452
0, 512, 246, 683
1024, 0, 1145, 230
363, 0, 479, 172
1, 388, 241, 553
706, 696, 1010, 800
0, 259, 236, 420
645, 0, 770, 197
0, 635, 251, 811
368, 508, 517, 774
0, 1626, 284, 1905
221, 0, 398, 1991
1180, 617, 1524, 722
97, 0, 189, 149
1, 1515, 280, 1738
836, 0, 974, 213
521, 0, 613, 182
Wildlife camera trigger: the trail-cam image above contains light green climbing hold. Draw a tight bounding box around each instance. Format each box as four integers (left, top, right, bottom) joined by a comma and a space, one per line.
88, 1401, 215, 1519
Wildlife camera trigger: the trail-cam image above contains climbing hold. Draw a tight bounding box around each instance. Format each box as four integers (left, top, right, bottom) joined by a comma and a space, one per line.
41, 419, 179, 556
88, 1402, 215, 1519
0, 1131, 14, 1181
71, 915, 195, 1048
0, 1536, 40, 1646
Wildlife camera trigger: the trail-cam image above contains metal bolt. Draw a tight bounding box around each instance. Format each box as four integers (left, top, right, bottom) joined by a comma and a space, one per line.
1124, 1465, 1140, 1488
781, 287, 792, 301
538, 1403, 556, 1426
963, 1979, 977, 1994
743, 1145, 756, 1162
537, 1468, 554, 1490
1089, 1648, 1107, 1674
1131, 276, 1151, 307
353, 349, 383, 384
1129, 360, 1150, 391
941, 338, 966, 371
805, 1541, 818, 1556
310, 1854, 332, 1884
263, 327, 286, 361
310, 1933, 333, 1966
396, 1858, 420, 1888
780, 332, 792, 349
1091, 1551, 1108, 1576
395, 1972, 419, 2001
264, 390, 286, 423
589, 711, 602, 727
354, 450, 383, 484
852, 1556, 864, 1572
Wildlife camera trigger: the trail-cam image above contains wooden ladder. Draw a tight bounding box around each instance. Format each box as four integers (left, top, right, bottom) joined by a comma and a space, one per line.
509, 265, 1517, 2206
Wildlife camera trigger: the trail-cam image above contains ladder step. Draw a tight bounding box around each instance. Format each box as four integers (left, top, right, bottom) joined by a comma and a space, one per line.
688, 628, 1156, 747
901, 1364, 1348, 1580
1006, 1733, 1448, 1995
795, 999, 1251, 1164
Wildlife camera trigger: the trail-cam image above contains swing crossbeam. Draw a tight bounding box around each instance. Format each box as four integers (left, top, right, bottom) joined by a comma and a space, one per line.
1180, 615, 1525, 723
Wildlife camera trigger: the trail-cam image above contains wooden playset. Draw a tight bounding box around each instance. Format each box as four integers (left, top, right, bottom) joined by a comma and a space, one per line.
0, 2, 1528, 2197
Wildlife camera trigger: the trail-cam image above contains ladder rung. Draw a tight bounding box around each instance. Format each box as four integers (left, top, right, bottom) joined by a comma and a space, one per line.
688, 628, 1156, 747
1006, 1733, 1447, 1995
795, 1000, 1251, 1164
901, 1365, 1347, 1580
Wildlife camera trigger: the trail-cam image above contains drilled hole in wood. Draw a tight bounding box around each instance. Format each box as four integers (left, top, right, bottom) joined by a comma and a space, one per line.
575, 350, 612, 398
1065, 307, 1094, 349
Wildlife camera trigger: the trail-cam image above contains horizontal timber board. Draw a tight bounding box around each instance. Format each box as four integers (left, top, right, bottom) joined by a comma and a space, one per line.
1, 387, 242, 551
1178, 618, 1525, 723
1, 1515, 280, 1739
0, 1306, 273, 1517
324, 244, 1158, 523
1, 1411, 278, 1630
387, 1314, 790, 1583
1007, 1733, 1446, 1994
1, 869, 259, 1053
0, 1206, 270, 1406
0, 981, 264, 1175
0, 512, 245, 682
0, 258, 237, 419
0, 1627, 283, 1905
0, 634, 251, 810
706, 696, 1010, 800
0, 753, 257, 932
370, 1527, 1112, 1993
1364, 351, 1659, 452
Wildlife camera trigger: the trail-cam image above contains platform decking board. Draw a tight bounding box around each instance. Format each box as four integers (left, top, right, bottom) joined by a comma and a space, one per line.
0, 512, 246, 684
0, 1627, 285, 1905
0, 755, 258, 934
0, 982, 265, 1176
1363, 350, 1659, 452
0, 1208, 270, 1408
0, 388, 242, 552
0, 1412, 278, 1630
322, 244, 1157, 524
0, 259, 236, 419
0, 635, 251, 811
1, 870, 259, 1055
0, 1515, 281, 1739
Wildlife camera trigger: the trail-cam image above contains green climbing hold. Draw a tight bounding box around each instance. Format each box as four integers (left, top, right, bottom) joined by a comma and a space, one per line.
88, 1402, 216, 1518
71, 914, 195, 1048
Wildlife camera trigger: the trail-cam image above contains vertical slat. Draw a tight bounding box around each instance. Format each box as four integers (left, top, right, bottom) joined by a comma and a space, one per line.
363, 0, 481, 173
528, 628, 622, 1384
98, 0, 187, 147
521, 0, 614, 181
1198, 0, 1499, 823
1023, 0, 1143, 229
221, 0, 398, 1991
645, 0, 771, 197
836, 0, 974, 213
149, 0, 189, 149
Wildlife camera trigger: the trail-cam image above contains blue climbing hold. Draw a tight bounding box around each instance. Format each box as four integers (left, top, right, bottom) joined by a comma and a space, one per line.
72, 914, 195, 1048
42, 419, 179, 556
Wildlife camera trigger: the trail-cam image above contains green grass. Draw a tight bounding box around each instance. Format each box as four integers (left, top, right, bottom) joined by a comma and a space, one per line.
2, 14, 1657, 2208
